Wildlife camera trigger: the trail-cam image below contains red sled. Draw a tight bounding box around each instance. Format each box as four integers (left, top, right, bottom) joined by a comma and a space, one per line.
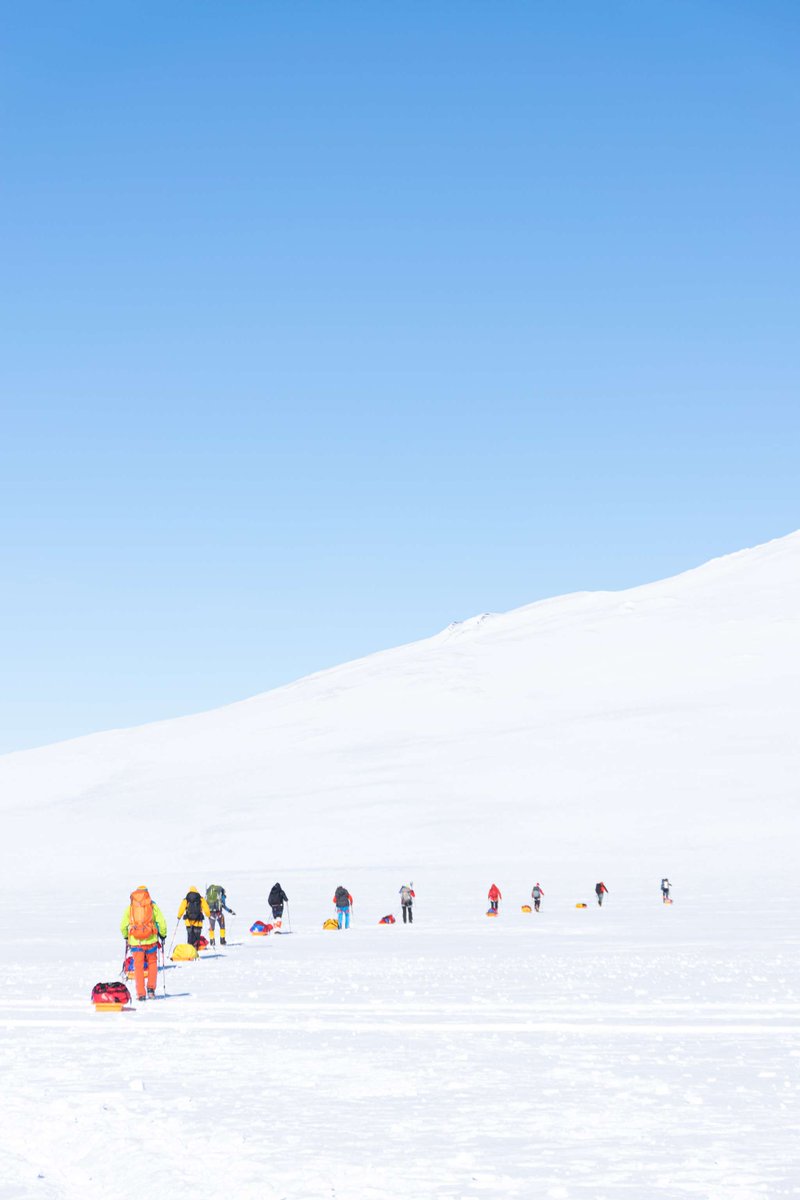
91, 981, 131, 1011
250, 920, 273, 936
378, 914, 396, 924
196, 935, 209, 950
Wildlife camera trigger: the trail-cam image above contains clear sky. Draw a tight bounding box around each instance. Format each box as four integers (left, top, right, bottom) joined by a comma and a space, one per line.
1, 1, 798, 753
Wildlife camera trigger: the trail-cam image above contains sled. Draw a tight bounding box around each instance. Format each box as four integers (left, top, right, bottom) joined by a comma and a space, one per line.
575, 903, 588, 909
250, 920, 273, 936
171, 943, 198, 961
323, 918, 339, 931
486, 910, 498, 917
378, 914, 396, 924
92, 981, 132, 1012
664, 898, 674, 905
521, 905, 532, 913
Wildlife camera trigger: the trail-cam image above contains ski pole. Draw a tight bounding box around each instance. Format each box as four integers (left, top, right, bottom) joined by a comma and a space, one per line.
286, 902, 292, 933
159, 940, 169, 996
119, 940, 130, 980
167, 918, 180, 956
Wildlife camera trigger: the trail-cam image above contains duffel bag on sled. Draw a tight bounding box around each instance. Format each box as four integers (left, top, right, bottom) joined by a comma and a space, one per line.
91, 981, 131, 1011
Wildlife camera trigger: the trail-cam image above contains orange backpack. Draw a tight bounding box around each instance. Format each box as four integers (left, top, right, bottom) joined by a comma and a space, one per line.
129, 888, 157, 941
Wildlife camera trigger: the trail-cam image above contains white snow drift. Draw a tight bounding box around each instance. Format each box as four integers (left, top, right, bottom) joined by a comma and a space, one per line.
2, 530, 799, 886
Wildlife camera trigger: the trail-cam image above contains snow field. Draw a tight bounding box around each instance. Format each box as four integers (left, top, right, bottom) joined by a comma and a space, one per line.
3, 533, 800, 1195
2, 871, 800, 1199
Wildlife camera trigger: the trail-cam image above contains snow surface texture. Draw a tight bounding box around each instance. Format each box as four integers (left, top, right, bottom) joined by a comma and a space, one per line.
2, 532, 800, 1197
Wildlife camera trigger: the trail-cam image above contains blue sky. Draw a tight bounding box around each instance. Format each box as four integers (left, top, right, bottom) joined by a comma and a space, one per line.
1, 1, 798, 753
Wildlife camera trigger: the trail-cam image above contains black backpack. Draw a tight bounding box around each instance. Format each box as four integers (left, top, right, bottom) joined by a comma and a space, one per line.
334, 886, 350, 907
186, 890, 203, 920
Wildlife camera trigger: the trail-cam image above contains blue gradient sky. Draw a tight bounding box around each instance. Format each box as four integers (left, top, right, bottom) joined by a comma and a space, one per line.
1, 1, 798, 752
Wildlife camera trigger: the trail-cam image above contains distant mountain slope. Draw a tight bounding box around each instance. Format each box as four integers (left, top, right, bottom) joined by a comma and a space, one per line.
3, 532, 799, 885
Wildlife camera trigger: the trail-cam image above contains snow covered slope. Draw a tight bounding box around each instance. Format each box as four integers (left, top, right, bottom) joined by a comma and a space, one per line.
3, 533, 800, 1200
2, 531, 799, 886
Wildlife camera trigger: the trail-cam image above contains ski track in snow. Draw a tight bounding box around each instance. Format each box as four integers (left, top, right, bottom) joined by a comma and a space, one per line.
3, 883, 800, 1200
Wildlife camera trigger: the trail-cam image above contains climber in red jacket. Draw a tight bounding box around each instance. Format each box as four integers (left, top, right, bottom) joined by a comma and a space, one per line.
488, 883, 502, 913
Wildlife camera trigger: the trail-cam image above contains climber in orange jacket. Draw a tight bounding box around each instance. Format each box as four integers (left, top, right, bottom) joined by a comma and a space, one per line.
120, 886, 167, 1002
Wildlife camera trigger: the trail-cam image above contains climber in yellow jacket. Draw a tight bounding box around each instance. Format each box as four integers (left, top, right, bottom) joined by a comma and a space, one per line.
177, 886, 211, 948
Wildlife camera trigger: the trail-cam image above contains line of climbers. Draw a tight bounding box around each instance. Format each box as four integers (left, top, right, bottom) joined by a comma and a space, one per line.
329, 883, 415, 928
488, 881, 608, 913
120, 883, 240, 1001
119, 877, 672, 1002
119, 880, 415, 982
177, 884, 237, 947
321, 883, 417, 930
488, 880, 672, 913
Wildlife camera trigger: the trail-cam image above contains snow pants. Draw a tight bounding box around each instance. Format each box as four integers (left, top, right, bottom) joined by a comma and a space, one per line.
132, 944, 158, 998
271, 904, 284, 919
337, 906, 350, 929
209, 910, 226, 943
489, 900, 498, 913
402, 903, 413, 924
596, 893, 604, 906
661, 888, 670, 902
186, 923, 203, 947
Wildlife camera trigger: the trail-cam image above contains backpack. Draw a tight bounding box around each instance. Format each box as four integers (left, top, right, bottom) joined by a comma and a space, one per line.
206, 884, 223, 909
128, 888, 157, 942
400, 887, 412, 904
532, 886, 541, 899
186, 891, 203, 921
334, 886, 350, 907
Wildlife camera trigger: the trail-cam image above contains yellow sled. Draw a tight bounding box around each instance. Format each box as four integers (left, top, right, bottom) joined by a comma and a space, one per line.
575, 903, 588, 909
171, 943, 198, 961
322, 918, 339, 931
521, 905, 532, 913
